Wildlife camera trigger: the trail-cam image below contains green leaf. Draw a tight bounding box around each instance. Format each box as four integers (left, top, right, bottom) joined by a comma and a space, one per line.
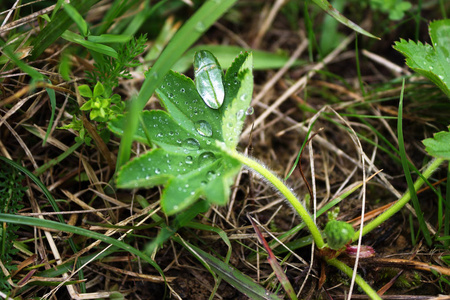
78, 85, 92, 98
393, 19, 450, 98
113, 51, 253, 215
61, 31, 118, 58
87, 34, 132, 44
423, 127, 450, 160
221, 52, 253, 148
63, 2, 89, 37
93, 81, 105, 98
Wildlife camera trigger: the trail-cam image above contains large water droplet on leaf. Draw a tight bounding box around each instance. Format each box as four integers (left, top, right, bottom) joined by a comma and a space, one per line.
183, 138, 200, 150
198, 152, 216, 165
195, 120, 213, 137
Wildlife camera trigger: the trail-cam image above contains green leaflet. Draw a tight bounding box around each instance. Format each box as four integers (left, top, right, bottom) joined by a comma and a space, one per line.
394, 19, 450, 98
111, 51, 253, 215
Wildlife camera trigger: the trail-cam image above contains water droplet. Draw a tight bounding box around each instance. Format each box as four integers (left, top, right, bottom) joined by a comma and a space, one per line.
206, 170, 216, 181
185, 156, 193, 164
240, 94, 247, 101
176, 139, 182, 144
169, 131, 174, 136
195, 21, 206, 32
438, 75, 444, 80
236, 109, 244, 119
195, 120, 213, 137
161, 85, 165, 89
198, 152, 216, 165
246, 106, 254, 115
201, 180, 207, 185
168, 93, 174, 98
180, 88, 185, 93
183, 138, 200, 150
156, 132, 163, 138
155, 168, 161, 174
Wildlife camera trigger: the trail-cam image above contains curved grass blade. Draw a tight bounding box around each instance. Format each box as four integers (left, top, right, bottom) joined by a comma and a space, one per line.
397, 81, 432, 245
312, 0, 379, 39
0, 213, 165, 280
174, 237, 281, 300
31, 0, 99, 59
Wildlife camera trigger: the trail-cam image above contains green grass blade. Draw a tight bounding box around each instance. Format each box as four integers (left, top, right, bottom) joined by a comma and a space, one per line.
174, 237, 280, 300
62, 2, 89, 37
397, 80, 432, 245
311, 0, 379, 39
0, 214, 165, 278
117, 0, 238, 169
61, 31, 118, 58
33, 140, 84, 176
31, 0, 99, 59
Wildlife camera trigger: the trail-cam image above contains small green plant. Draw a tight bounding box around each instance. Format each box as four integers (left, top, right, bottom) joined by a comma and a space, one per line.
111, 51, 252, 214
78, 82, 123, 122
110, 50, 385, 298
86, 34, 148, 97
394, 19, 450, 98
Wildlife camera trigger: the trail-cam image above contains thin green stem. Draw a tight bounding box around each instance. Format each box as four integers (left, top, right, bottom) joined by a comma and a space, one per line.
353, 157, 444, 241
327, 258, 382, 300
225, 149, 325, 248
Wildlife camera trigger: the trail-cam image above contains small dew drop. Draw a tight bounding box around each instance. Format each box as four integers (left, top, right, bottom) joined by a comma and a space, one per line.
169, 131, 174, 136
154, 168, 161, 174
156, 133, 163, 138
240, 94, 246, 101
176, 139, 182, 144
168, 93, 174, 98
180, 88, 185, 93
236, 109, 244, 119
195, 21, 206, 32
206, 170, 216, 181
245, 106, 254, 115
185, 156, 193, 164
195, 120, 213, 137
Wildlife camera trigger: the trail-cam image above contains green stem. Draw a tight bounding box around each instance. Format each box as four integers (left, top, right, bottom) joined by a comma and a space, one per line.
226, 149, 325, 248
327, 258, 382, 300
353, 157, 444, 241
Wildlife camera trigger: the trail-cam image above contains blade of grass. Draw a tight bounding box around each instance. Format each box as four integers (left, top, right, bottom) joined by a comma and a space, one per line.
173, 236, 281, 300
0, 214, 165, 279
31, 0, 99, 59
117, 0, 238, 169
397, 79, 432, 245
248, 215, 298, 300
